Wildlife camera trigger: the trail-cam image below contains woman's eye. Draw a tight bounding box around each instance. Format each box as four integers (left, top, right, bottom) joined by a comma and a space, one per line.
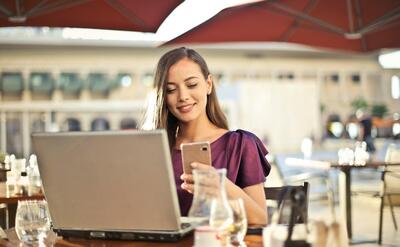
166, 88, 176, 93
187, 83, 198, 88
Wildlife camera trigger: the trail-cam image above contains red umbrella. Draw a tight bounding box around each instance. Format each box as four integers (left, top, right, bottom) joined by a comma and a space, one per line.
164, 0, 400, 52
0, 0, 183, 33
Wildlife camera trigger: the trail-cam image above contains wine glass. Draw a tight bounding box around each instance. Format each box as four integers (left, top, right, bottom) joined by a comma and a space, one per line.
15, 200, 51, 246
228, 198, 248, 246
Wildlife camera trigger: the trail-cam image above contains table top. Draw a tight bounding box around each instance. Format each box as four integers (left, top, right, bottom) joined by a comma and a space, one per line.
0, 182, 45, 204
0, 228, 264, 247
284, 157, 400, 170
330, 160, 400, 169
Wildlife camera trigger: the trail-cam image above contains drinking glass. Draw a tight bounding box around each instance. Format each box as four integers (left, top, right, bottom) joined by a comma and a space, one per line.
207, 169, 233, 232
15, 200, 51, 246
228, 198, 247, 246
189, 168, 233, 228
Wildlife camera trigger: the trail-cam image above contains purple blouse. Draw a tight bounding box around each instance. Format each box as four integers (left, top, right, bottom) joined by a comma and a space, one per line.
172, 129, 271, 216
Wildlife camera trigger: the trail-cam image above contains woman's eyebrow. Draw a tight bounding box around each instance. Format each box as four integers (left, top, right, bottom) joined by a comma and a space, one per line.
166, 76, 198, 84
184, 76, 198, 82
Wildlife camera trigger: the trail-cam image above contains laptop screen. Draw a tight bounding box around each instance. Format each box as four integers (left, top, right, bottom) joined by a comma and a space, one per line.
32, 130, 181, 232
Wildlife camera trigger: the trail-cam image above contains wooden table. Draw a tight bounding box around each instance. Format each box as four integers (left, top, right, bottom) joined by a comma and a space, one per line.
0, 182, 45, 228
0, 182, 45, 204
0, 228, 264, 247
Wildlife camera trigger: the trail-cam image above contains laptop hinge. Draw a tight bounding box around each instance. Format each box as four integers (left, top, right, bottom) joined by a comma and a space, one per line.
90, 231, 106, 239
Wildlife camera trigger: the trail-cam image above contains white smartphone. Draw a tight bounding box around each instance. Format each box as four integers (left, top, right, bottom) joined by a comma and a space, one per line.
181, 141, 211, 174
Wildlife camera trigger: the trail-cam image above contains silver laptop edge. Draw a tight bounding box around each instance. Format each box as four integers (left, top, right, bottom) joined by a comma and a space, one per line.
32, 129, 186, 234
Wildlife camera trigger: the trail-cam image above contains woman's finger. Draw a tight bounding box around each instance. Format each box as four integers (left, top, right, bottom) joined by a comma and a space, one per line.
181, 182, 194, 193
180, 174, 194, 183
190, 162, 213, 170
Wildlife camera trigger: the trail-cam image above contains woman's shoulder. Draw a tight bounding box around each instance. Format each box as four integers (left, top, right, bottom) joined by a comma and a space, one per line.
224, 129, 262, 142
219, 129, 265, 152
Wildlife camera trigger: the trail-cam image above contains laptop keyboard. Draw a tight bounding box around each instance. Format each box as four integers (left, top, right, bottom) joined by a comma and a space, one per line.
181, 222, 192, 229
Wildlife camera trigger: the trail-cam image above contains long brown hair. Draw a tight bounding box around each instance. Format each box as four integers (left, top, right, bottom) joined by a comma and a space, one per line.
153, 47, 228, 149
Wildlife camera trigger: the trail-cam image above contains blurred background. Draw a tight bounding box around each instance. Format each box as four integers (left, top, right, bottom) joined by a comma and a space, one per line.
0, 0, 399, 245
0, 0, 399, 157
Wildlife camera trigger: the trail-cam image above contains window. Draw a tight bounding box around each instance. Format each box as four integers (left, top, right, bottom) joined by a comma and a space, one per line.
324, 73, 339, 84
30, 72, 54, 94
277, 72, 294, 80
6, 113, 23, 157
392, 75, 400, 99
88, 73, 109, 95
120, 117, 137, 130
59, 73, 82, 95
1, 72, 24, 95
116, 73, 133, 88
142, 73, 154, 88
62, 118, 81, 131
91, 118, 110, 131
351, 74, 360, 84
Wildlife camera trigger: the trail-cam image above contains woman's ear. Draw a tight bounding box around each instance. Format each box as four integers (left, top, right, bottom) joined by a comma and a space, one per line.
207, 74, 213, 95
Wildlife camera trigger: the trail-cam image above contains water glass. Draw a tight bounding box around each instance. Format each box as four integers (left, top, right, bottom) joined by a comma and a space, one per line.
228, 198, 248, 246
15, 200, 51, 246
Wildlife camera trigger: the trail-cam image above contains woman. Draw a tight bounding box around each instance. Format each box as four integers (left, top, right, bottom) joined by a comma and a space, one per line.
152, 47, 270, 225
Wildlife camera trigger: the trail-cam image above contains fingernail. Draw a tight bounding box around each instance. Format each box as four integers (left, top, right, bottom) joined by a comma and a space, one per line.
180, 174, 184, 180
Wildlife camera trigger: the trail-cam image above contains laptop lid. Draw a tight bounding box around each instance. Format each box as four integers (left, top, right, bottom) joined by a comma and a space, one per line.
32, 130, 182, 232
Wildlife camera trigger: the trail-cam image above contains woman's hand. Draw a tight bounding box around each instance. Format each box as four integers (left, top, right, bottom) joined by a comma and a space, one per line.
180, 162, 213, 193
180, 162, 267, 224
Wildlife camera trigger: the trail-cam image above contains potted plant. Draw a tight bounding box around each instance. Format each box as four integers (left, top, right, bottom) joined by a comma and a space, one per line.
371, 103, 388, 118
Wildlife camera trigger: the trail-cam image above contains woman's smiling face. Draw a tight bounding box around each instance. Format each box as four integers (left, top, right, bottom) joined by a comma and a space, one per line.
165, 58, 212, 124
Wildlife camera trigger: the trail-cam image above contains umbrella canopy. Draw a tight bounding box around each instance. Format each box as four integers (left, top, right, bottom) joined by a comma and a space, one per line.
0, 0, 183, 33
164, 0, 400, 52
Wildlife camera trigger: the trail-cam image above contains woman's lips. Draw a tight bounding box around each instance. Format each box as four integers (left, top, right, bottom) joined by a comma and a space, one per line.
177, 103, 195, 113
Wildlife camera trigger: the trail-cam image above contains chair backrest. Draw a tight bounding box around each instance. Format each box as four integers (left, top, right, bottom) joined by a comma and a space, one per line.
264, 182, 309, 224
385, 143, 400, 170
385, 144, 400, 160
384, 144, 400, 193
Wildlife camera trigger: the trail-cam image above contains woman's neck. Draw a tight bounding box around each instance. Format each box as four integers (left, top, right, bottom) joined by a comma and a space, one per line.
179, 120, 214, 140
176, 115, 221, 144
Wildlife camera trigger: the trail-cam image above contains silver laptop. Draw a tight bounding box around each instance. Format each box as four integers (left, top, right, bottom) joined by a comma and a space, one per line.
31, 130, 195, 241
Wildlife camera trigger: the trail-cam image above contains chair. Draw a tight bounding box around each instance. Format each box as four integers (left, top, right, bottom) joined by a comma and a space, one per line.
91, 117, 110, 131
273, 155, 336, 218
378, 144, 400, 244
265, 182, 309, 224
274, 153, 336, 200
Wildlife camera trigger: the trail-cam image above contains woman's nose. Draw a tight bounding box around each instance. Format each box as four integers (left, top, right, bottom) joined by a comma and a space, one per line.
178, 88, 189, 101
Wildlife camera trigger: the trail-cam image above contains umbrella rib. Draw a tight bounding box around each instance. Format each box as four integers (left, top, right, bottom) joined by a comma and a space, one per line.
15, 0, 22, 16
353, 0, 367, 51
105, 0, 151, 31
266, 1, 345, 35
28, 0, 89, 18
0, 2, 12, 16
357, 6, 400, 34
24, 0, 50, 17
280, 0, 319, 42
346, 0, 354, 32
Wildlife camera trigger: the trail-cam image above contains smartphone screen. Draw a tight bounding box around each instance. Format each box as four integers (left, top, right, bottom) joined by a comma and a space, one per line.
181, 141, 211, 174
